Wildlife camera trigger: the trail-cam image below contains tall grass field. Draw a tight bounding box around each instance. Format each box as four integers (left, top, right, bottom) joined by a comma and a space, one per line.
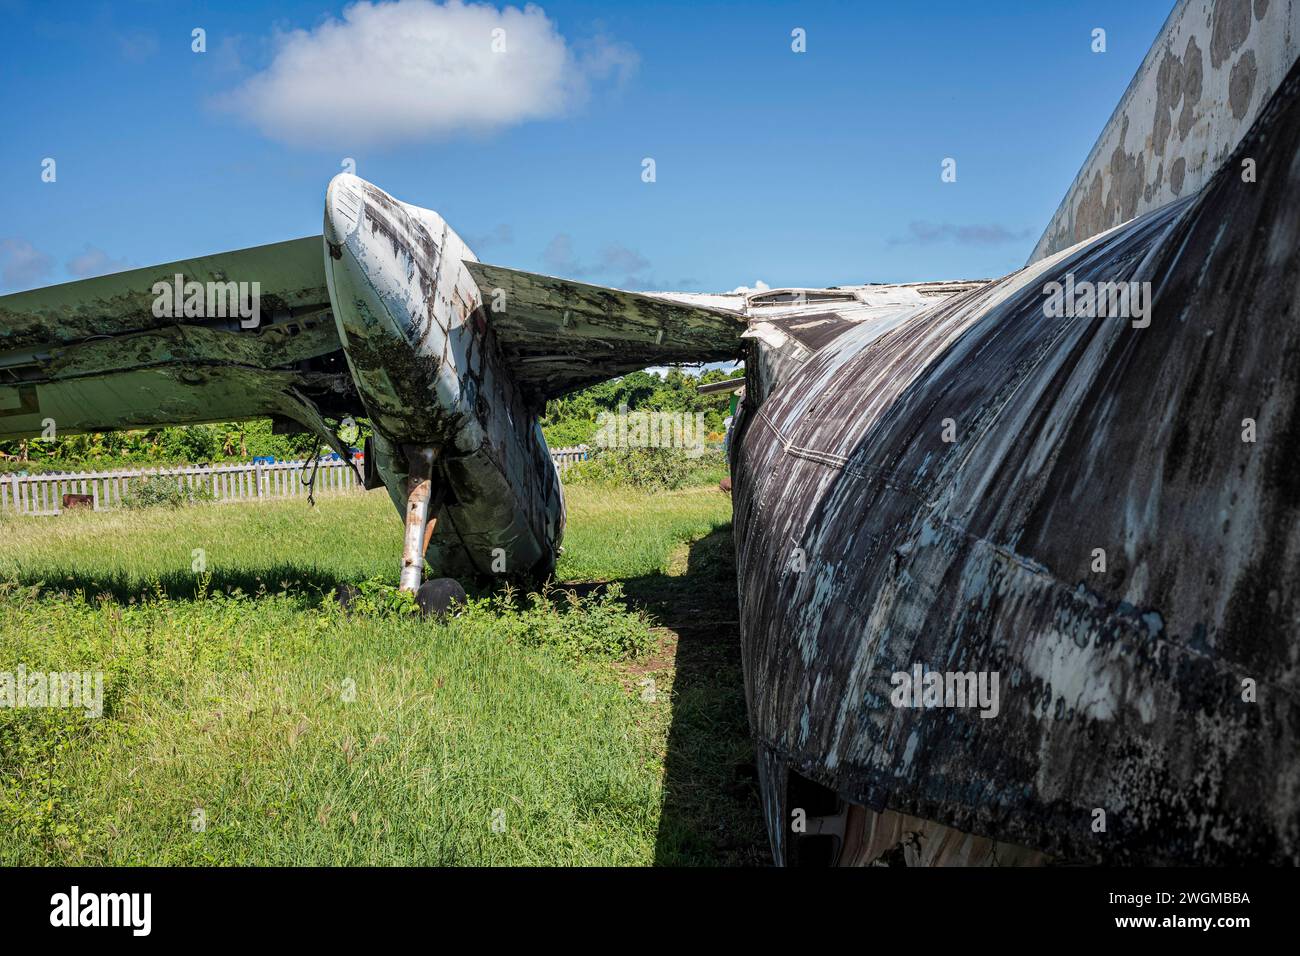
0, 485, 765, 866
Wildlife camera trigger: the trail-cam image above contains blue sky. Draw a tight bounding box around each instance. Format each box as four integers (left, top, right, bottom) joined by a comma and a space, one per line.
0, 0, 1175, 294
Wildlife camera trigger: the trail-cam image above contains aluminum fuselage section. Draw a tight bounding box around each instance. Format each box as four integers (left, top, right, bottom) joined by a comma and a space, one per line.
731, 62, 1300, 865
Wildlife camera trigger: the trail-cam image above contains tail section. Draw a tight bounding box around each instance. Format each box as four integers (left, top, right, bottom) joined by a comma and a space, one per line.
1030, 0, 1300, 262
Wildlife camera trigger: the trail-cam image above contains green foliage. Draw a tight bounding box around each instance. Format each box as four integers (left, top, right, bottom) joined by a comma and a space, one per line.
0, 709, 102, 857
0, 561, 657, 864
564, 447, 727, 492
541, 367, 742, 447
474, 582, 655, 661
0, 418, 339, 473
0, 487, 753, 866
119, 474, 216, 510
327, 577, 422, 618
323, 578, 654, 661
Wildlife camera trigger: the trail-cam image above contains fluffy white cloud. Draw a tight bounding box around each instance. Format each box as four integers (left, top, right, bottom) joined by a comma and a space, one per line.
216, 0, 636, 147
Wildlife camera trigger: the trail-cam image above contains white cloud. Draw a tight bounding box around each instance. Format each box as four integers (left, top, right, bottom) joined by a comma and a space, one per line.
541, 234, 649, 280
729, 280, 769, 293
215, 0, 636, 147
66, 246, 132, 279
0, 239, 54, 290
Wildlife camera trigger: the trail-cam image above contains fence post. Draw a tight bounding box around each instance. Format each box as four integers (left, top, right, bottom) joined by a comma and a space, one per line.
255, 461, 263, 498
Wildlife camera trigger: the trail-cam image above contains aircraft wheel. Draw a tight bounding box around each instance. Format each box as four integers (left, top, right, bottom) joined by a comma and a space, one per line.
416, 578, 467, 619
335, 583, 361, 612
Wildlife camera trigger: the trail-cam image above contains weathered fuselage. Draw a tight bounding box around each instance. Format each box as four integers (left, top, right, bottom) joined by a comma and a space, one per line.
730, 55, 1300, 865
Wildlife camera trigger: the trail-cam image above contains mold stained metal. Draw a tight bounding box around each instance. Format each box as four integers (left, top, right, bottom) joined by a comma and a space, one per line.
731, 55, 1300, 865
1030, 0, 1299, 263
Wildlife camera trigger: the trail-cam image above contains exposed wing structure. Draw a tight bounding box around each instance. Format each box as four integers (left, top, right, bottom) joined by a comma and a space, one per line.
0, 237, 354, 444
463, 261, 747, 402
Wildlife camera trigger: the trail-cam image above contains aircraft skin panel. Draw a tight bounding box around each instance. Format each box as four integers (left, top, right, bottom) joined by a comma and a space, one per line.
0, 236, 330, 349
732, 57, 1300, 865
737, 282, 990, 416
0, 367, 343, 440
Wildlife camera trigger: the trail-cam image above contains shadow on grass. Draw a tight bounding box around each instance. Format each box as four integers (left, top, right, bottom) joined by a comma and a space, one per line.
2, 565, 359, 605
617, 524, 767, 866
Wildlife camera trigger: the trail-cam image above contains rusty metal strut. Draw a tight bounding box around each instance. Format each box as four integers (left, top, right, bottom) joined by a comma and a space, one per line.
399, 446, 439, 593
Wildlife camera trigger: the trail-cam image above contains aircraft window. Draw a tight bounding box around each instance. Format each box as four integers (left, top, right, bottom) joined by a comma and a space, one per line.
747, 289, 857, 306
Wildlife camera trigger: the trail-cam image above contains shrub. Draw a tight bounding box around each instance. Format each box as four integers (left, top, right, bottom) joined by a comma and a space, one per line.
120, 474, 214, 510
563, 447, 727, 492
479, 582, 656, 661
326, 578, 656, 662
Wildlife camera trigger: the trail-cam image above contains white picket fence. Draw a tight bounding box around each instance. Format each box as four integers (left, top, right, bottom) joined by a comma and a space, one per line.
0, 459, 361, 516
1, 445, 593, 516
550, 445, 590, 474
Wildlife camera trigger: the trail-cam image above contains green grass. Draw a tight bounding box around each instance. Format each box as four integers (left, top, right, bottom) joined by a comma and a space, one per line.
0, 485, 730, 597
558, 486, 733, 581
0, 486, 763, 865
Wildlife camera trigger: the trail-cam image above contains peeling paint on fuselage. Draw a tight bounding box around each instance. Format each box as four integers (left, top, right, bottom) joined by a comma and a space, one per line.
1030, 0, 1298, 262
733, 57, 1300, 865
323, 174, 564, 579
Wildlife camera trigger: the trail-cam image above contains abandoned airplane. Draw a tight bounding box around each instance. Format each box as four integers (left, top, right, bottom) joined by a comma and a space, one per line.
0, 0, 1296, 865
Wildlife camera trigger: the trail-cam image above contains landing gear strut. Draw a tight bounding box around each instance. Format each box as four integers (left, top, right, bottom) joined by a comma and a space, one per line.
399, 446, 439, 594
398, 445, 466, 618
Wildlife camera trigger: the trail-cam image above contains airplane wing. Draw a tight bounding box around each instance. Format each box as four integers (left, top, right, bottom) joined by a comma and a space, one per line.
0, 237, 357, 455
463, 261, 746, 402
2, 243, 750, 441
